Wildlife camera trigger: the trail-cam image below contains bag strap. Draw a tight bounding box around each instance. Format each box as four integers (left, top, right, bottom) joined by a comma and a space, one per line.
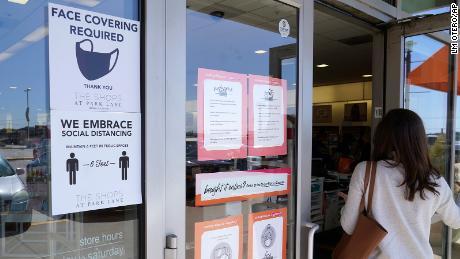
367, 161, 378, 217
359, 161, 372, 213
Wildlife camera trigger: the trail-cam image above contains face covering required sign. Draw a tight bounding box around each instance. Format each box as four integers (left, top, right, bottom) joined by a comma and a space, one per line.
48, 4, 142, 215
48, 3, 140, 113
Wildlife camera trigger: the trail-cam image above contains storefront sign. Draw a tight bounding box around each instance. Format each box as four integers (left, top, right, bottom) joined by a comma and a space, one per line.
195, 168, 291, 206
48, 3, 140, 113
195, 215, 243, 259
50, 111, 142, 215
48, 4, 142, 215
197, 68, 247, 161
248, 208, 287, 259
248, 75, 287, 156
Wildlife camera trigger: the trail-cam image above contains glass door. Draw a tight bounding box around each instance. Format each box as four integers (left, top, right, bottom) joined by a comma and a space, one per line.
185, 1, 299, 258
403, 28, 456, 258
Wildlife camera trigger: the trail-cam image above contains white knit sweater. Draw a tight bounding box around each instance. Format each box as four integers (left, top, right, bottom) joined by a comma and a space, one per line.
341, 161, 460, 259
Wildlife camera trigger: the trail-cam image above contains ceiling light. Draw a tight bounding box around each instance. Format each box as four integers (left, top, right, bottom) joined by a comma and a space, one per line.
8, 0, 29, 4
316, 64, 329, 68
9, 86, 17, 90
255, 50, 267, 54
362, 74, 373, 78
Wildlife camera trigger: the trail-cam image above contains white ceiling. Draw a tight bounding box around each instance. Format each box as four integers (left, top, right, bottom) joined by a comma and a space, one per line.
313, 10, 373, 86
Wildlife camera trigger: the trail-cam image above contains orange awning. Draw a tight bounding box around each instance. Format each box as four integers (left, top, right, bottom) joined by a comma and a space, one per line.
407, 46, 457, 93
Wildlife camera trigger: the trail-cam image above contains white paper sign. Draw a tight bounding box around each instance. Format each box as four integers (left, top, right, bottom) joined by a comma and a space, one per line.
203, 79, 243, 151
195, 169, 290, 206
50, 110, 142, 215
252, 84, 285, 148
197, 68, 247, 161
48, 3, 140, 113
201, 226, 239, 259
195, 215, 243, 259
199, 172, 288, 201
249, 208, 287, 259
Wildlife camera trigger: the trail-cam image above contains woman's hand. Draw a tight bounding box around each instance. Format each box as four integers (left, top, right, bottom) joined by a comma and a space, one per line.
338, 192, 348, 201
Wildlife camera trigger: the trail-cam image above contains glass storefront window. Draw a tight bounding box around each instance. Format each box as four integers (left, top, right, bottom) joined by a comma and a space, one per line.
0, 1, 140, 258
185, 1, 298, 258
404, 30, 450, 258
400, 0, 451, 16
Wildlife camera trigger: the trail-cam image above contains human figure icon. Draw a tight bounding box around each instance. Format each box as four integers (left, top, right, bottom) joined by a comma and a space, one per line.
119, 151, 129, 180
66, 153, 79, 185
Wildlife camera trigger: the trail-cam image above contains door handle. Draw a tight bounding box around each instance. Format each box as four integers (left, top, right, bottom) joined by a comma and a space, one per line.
165, 234, 177, 259
304, 222, 319, 259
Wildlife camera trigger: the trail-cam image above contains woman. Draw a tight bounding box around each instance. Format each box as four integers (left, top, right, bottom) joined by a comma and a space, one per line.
340, 109, 460, 258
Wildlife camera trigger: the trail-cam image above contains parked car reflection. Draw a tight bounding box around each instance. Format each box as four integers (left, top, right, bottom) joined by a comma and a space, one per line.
0, 155, 32, 237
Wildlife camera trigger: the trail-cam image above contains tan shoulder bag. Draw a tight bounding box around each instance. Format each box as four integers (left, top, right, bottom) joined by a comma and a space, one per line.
332, 161, 388, 259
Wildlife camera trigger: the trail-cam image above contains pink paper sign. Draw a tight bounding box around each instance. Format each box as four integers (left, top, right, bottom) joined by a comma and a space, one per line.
197, 68, 248, 161
248, 75, 287, 156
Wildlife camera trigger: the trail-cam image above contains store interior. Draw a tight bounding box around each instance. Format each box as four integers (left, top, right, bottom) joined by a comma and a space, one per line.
310, 6, 374, 258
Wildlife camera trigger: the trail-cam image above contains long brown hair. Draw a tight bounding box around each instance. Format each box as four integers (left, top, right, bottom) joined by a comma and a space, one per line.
372, 109, 440, 201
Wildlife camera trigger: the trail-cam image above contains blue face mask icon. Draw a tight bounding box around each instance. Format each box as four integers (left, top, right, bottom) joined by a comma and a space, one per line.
75, 39, 119, 81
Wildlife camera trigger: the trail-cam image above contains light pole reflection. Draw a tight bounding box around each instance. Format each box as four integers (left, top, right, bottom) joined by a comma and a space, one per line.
24, 88, 31, 143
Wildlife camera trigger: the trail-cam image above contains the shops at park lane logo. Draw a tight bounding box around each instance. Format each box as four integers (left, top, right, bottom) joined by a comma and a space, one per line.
264, 89, 275, 101
214, 85, 232, 97
76, 39, 119, 80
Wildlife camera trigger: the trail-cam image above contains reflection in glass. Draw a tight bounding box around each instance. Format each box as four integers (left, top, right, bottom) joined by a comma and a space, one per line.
400, 0, 450, 16
186, 1, 298, 258
454, 55, 460, 257
404, 31, 449, 258
0, 0, 140, 257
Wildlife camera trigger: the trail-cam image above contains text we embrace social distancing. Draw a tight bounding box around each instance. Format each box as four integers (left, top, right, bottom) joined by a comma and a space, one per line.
60, 119, 133, 137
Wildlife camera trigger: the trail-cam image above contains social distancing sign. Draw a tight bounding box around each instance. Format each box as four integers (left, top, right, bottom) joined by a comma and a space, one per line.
48, 3, 142, 215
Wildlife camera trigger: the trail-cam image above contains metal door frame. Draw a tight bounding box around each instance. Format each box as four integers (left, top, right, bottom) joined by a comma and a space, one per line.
143, 0, 314, 258
385, 12, 454, 259
385, 13, 450, 111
